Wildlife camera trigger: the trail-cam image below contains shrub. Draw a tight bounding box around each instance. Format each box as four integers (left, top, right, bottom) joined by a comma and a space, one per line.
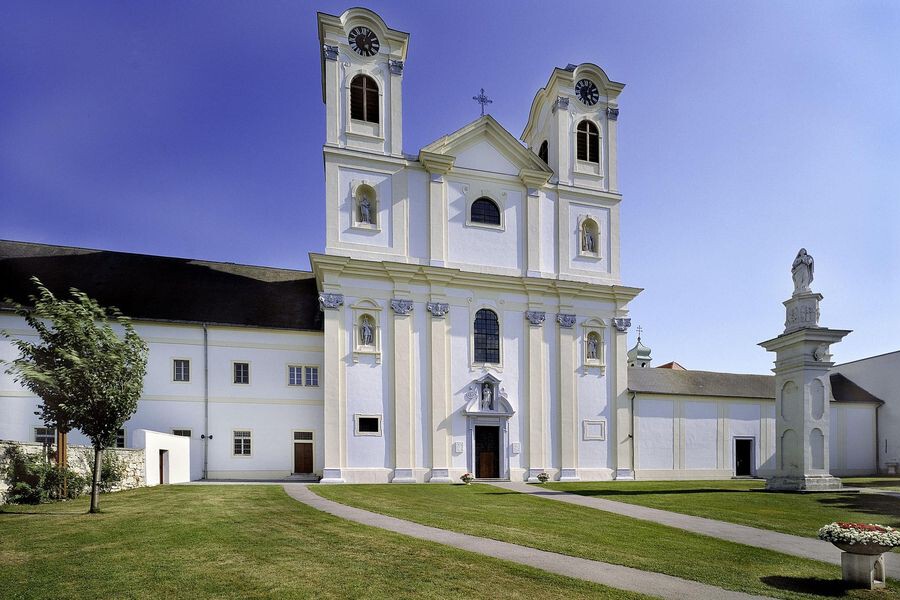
99, 451, 126, 493
3, 444, 88, 504
536, 472, 550, 483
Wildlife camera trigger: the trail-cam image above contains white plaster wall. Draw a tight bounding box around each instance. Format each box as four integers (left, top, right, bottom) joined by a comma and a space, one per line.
567, 202, 610, 276
407, 168, 429, 261
446, 180, 524, 273
540, 191, 558, 274
454, 140, 521, 176
727, 402, 761, 471
830, 404, 877, 475
834, 352, 900, 471
683, 401, 717, 470
576, 365, 609, 470
134, 429, 190, 486
636, 398, 675, 470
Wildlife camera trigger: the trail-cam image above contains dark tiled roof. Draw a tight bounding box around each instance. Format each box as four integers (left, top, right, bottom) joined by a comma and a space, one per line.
0, 240, 322, 331
829, 373, 884, 405
628, 367, 885, 405
628, 367, 775, 399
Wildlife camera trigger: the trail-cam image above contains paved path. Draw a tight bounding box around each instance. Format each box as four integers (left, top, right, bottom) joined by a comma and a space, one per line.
488, 481, 900, 578
283, 483, 765, 600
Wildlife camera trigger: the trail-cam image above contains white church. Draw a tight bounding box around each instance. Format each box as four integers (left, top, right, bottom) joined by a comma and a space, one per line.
1, 8, 896, 484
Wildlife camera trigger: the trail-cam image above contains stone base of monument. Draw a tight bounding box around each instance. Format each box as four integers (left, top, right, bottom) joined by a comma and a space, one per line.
765, 475, 842, 492
841, 552, 886, 589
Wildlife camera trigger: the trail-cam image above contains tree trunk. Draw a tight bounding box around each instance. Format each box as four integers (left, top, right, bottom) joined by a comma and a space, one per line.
89, 446, 102, 513
60, 430, 68, 498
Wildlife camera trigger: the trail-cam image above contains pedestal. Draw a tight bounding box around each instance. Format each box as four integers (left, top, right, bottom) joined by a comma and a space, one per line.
759, 289, 850, 493
842, 552, 886, 589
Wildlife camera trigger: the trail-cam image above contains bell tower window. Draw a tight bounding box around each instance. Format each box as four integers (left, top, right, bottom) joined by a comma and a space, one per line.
538, 140, 549, 164
576, 120, 599, 163
350, 74, 379, 124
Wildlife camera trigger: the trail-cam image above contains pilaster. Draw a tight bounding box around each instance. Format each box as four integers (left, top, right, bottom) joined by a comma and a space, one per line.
388, 60, 403, 156
606, 105, 619, 193
612, 316, 634, 479
427, 289, 452, 483
557, 310, 579, 481
319, 291, 346, 483
419, 151, 455, 268
525, 307, 547, 481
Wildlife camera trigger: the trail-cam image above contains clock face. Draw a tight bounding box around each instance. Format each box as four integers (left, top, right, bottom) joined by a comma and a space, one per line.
348, 26, 380, 57
575, 79, 600, 106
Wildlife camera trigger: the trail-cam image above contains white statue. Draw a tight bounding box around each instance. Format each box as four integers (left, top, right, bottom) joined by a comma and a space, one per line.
481, 384, 493, 411
791, 248, 814, 294
587, 335, 598, 360
358, 196, 372, 224
360, 317, 374, 346
583, 228, 594, 253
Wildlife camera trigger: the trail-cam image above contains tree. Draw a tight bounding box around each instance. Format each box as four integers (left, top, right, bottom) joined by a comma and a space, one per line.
3, 278, 147, 512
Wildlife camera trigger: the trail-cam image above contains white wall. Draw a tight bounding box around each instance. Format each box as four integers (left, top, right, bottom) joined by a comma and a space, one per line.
134, 429, 190, 486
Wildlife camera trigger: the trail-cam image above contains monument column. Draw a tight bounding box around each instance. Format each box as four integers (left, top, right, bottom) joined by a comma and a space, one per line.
760, 249, 850, 491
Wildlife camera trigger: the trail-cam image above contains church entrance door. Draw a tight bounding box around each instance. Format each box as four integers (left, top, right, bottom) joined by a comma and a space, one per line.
734, 438, 754, 476
475, 426, 500, 478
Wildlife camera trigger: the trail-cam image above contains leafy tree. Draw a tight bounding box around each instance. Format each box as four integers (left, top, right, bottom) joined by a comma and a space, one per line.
3, 278, 147, 512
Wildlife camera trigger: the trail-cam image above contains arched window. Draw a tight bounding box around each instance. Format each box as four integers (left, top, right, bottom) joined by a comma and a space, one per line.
576, 120, 599, 163
350, 75, 379, 123
538, 140, 549, 164
473, 309, 500, 364
470, 197, 501, 226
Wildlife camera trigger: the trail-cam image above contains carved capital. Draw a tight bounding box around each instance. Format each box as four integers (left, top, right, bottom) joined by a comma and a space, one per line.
322, 44, 339, 61
525, 311, 546, 326
553, 96, 570, 113
606, 106, 619, 121
389, 59, 404, 75
391, 299, 414, 315
612, 317, 631, 333
426, 302, 450, 318
556, 313, 576, 328
319, 293, 344, 310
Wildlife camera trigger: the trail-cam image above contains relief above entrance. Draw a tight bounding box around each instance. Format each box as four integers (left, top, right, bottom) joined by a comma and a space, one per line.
463, 373, 514, 416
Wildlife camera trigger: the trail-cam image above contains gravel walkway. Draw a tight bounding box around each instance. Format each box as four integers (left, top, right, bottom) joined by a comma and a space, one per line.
283, 483, 766, 600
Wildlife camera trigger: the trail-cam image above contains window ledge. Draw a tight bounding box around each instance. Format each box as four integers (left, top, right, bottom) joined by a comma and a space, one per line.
577, 250, 603, 260
351, 222, 381, 232
465, 220, 505, 232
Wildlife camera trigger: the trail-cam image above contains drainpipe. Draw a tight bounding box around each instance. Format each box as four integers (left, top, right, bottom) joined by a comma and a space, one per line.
202, 323, 209, 480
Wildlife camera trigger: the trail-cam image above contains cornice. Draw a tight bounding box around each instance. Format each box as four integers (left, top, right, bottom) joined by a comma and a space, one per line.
417, 150, 455, 175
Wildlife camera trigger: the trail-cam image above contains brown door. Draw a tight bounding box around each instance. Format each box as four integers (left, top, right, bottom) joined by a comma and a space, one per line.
294, 443, 313, 474
159, 449, 166, 484
475, 426, 499, 479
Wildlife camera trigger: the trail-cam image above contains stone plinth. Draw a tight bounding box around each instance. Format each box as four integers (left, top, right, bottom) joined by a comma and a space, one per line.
842, 552, 886, 589
760, 290, 850, 493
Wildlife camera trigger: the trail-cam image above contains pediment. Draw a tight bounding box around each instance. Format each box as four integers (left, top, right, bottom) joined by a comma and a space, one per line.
463, 373, 515, 417
419, 115, 552, 181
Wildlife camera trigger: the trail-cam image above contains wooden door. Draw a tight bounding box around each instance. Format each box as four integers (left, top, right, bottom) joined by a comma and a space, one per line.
159, 450, 166, 484
294, 443, 313, 474
475, 426, 499, 479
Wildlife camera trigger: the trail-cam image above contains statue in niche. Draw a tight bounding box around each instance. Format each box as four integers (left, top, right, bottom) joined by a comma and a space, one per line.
587, 334, 599, 360
360, 316, 374, 346
791, 248, 814, 294
582, 226, 595, 253
358, 195, 372, 224
481, 383, 493, 411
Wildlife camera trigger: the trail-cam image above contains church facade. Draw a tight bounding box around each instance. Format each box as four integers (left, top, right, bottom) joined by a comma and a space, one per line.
0, 8, 891, 483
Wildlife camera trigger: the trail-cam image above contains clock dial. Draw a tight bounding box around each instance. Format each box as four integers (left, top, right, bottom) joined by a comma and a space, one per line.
348, 26, 380, 57
575, 78, 600, 106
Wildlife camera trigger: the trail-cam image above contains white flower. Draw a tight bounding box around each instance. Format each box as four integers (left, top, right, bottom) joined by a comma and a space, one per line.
818, 522, 900, 547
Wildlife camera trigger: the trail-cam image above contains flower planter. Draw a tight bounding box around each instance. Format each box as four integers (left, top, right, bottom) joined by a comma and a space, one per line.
833, 542, 893, 556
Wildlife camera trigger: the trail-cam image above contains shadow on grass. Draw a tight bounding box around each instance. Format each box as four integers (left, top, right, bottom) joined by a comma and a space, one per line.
760, 575, 848, 597
816, 493, 900, 524
849, 480, 900, 490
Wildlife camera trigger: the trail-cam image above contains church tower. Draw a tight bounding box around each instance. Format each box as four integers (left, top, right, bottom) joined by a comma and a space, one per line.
317, 8, 408, 156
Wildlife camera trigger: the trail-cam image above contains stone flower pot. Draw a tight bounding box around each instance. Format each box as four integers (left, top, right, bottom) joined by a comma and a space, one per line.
833, 541, 893, 556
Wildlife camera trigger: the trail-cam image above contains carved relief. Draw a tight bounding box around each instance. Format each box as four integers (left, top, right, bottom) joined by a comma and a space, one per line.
319, 293, 344, 310
391, 299, 414, 315
606, 107, 619, 121
612, 317, 631, 333
426, 302, 449, 317
525, 311, 546, 326
557, 313, 576, 328
323, 44, 339, 61
388, 59, 404, 75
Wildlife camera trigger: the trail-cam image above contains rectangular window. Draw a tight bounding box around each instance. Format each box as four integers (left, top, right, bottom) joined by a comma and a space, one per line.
173, 359, 190, 382
233, 362, 250, 385
172, 429, 192, 438
34, 427, 56, 445
116, 428, 126, 448
233, 430, 251, 455
354, 415, 382, 436
294, 431, 313, 441
288, 365, 303, 386
305, 366, 319, 387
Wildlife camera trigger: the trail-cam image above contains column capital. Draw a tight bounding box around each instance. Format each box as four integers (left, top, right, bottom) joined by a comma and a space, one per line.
557, 313, 576, 329
319, 293, 344, 310
391, 299, 414, 315
525, 311, 546, 326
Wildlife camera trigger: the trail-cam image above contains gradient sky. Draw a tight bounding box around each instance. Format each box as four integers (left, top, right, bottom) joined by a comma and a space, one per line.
2, 1, 898, 374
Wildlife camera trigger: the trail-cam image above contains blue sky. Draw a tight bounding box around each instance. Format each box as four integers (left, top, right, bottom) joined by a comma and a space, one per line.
2, 1, 898, 373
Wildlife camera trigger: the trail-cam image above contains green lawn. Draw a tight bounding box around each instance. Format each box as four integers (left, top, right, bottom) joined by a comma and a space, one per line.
0, 485, 646, 600
314, 483, 900, 600
545, 479, 900, 539
844, 476, 900, 493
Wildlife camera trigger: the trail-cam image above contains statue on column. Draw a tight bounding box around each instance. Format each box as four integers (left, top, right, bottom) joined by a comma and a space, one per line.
791, 248, 814, 295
